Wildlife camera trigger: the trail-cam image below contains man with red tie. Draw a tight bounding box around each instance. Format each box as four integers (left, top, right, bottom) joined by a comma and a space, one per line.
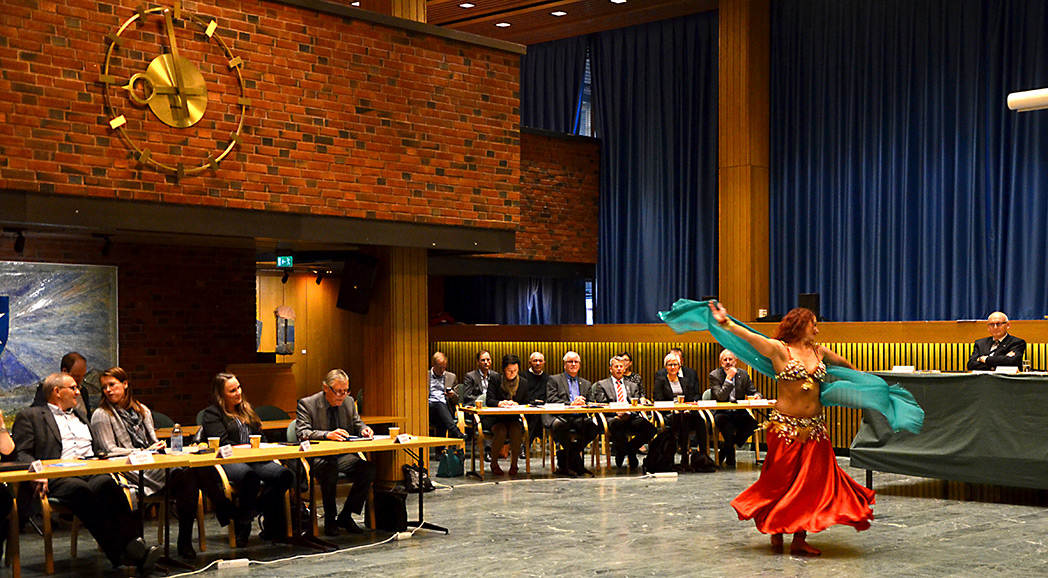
590, 356, 655, 470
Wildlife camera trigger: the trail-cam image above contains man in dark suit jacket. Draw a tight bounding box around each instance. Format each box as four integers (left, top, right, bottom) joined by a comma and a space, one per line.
428, 352, 463, 440
31, 352, 92, 416
461, 350, 496, 407
14, 373, 160, 575
708, 349, 759, 467
967, 312, 1027, 371
545, 351, 599, 477
296, 369, 377, 536
591, 356, 655, 469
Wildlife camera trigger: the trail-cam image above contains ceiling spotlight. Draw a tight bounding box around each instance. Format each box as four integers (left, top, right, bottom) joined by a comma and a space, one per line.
101, 235, 112, 257
13, 231, 25, 254
495, 22, 511, 27
315, 270, 326, 285
281, 270, 290, 284
551, 11, 567, 16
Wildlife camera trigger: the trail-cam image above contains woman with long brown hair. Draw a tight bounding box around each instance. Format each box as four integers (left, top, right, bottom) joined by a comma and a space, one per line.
201, 372, 293, 548
91, 367, 218, 560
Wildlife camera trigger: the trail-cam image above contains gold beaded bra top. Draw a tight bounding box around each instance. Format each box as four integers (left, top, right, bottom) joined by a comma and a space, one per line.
774, 344, 826, 390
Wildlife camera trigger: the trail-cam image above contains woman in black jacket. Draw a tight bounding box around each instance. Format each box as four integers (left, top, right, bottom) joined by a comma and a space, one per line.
483, 355, 529, 476
652, 353, 707, 470
201, 372, 293, 547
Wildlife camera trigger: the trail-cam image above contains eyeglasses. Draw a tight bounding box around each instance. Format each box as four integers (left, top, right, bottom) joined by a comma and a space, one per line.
326, 384, 349, 396
565, 360, 580, 364
988, 322, 1007, 327
59, 385, 80, 391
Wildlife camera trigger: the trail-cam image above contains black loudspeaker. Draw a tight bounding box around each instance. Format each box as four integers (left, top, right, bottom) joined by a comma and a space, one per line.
337, 254, 378, 314
798, 293, 820, 319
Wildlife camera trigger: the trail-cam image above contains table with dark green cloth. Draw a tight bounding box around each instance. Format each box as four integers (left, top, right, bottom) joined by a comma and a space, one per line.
849, 372, 1048, 490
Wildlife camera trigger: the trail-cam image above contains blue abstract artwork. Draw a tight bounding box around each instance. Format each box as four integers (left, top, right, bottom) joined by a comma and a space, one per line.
0, 261, 117, 415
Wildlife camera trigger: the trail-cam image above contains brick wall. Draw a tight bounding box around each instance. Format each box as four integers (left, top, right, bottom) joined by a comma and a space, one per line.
0, 237, 256, 424
509, 130, 599, 263
0, 0, 520, 230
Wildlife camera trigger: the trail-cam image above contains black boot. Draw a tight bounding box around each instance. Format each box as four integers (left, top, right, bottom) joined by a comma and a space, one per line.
177, 518, 197, 560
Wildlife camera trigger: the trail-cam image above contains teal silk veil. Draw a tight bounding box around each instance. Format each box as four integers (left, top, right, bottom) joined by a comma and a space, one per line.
658, 299, 923, 434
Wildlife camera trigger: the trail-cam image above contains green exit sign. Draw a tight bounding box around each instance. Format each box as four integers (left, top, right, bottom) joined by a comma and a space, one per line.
276, 255, 293, 268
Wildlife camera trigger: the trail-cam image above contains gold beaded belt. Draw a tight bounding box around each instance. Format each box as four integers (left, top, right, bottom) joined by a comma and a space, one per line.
764, 410, 828, 444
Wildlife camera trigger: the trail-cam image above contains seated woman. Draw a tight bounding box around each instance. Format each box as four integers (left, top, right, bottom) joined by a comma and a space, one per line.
652, 353, 707, 471
0, 411, 13, 558
482, 354, 528, 476
201, 372, 293, 547
90, 367, 221, 560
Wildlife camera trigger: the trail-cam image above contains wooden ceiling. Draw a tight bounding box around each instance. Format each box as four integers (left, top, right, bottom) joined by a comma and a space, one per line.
426, 0, 717, 46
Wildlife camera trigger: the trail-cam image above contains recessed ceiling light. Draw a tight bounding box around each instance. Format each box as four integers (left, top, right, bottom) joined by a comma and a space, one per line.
610, 0, 627, 4
551, 11, 567, 16
459, 2, 475, 7
351, 1, 360, 5
495, 22, 511, 27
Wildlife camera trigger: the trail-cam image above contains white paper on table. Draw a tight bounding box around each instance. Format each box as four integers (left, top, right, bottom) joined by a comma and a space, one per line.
891, 365, 916, 373
652, 401, 675, 408
994, 366, 1019, 374
608, 402, 631, 409
694, 400, 717, 408
544, 403, 566, 410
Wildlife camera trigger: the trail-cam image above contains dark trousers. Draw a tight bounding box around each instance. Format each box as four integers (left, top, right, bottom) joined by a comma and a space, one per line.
428, 401, 463, 438
550, 415, 600, 468
311, 453, 377, 524
715, 409, 758, 457
220, 461, 293, 535
608, 413, 656, 457
47, 474, 138, 566
668, 412, 707, 459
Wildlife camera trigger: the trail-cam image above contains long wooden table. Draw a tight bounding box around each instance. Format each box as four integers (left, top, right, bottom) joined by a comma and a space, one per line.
461, 400, 775, 477
0, 435, 462, 578
155, 416, 405, 439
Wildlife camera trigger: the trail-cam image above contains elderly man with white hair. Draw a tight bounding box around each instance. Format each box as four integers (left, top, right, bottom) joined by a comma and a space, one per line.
966, 311, 1026, 371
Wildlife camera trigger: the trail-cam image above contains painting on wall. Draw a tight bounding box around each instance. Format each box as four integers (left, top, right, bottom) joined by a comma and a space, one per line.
0, 261, 118, 416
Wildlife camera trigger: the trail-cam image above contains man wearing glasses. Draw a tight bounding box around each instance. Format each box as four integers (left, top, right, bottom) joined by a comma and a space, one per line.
967, 312, 1027, 371
296, 369, 376, 536
545, 352, 599, 477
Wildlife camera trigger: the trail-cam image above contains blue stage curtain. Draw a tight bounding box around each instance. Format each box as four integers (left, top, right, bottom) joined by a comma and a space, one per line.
590, 12, 720, 323
444, 276, 587, 325
521, 36, 589, 133
771, 0, 1048, 321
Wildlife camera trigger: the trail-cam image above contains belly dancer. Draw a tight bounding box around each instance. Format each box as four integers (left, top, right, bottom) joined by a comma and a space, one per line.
660, 299, 923, 556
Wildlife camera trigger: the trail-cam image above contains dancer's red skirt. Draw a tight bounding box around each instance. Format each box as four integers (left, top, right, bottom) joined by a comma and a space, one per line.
730, 426, 874, 534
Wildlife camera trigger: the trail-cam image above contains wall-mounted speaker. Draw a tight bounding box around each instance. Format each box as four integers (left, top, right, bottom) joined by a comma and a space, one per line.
798, 293, 820, 320
337, 254, 378, 314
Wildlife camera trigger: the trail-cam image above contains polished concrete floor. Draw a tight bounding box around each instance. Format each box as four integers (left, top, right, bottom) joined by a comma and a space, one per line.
13, 448, 1048, 577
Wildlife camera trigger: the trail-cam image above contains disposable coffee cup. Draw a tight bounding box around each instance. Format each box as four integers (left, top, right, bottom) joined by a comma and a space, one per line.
249, 434, 261, 449
474, 400, 482, 409
630, 397, 639, 406
675, 395, 685, 404
745, 395, 757, 401
388, 427, 401, 438
208, 437, 220, 449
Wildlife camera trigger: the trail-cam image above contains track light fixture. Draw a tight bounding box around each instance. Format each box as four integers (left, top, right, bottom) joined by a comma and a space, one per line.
281, 270, 290, 284
101, 235, 112, 257
315, 270, 325, 285
13, 231, 25, 254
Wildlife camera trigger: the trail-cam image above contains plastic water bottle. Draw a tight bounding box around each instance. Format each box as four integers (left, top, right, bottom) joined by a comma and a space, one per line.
171, 423, 183, 453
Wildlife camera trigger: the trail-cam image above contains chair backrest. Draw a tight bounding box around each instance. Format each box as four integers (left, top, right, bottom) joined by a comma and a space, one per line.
151, 410, 175, 429
286, 420, 298, 443
702, 389, 712, 401
255, 405, 291, 421
196, 408, 207, 425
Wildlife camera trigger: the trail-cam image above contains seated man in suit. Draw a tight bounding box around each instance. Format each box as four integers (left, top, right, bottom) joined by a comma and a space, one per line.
428, 351, 463, 441
461, 349, 495, 408
967, 311, 1026, 371
13, 373, 160, 575
708, 349, 759, 467
590, 356, 655, 470
296, 369, 377, 536
545, 351, 599, 477
32, 351, 94, 415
